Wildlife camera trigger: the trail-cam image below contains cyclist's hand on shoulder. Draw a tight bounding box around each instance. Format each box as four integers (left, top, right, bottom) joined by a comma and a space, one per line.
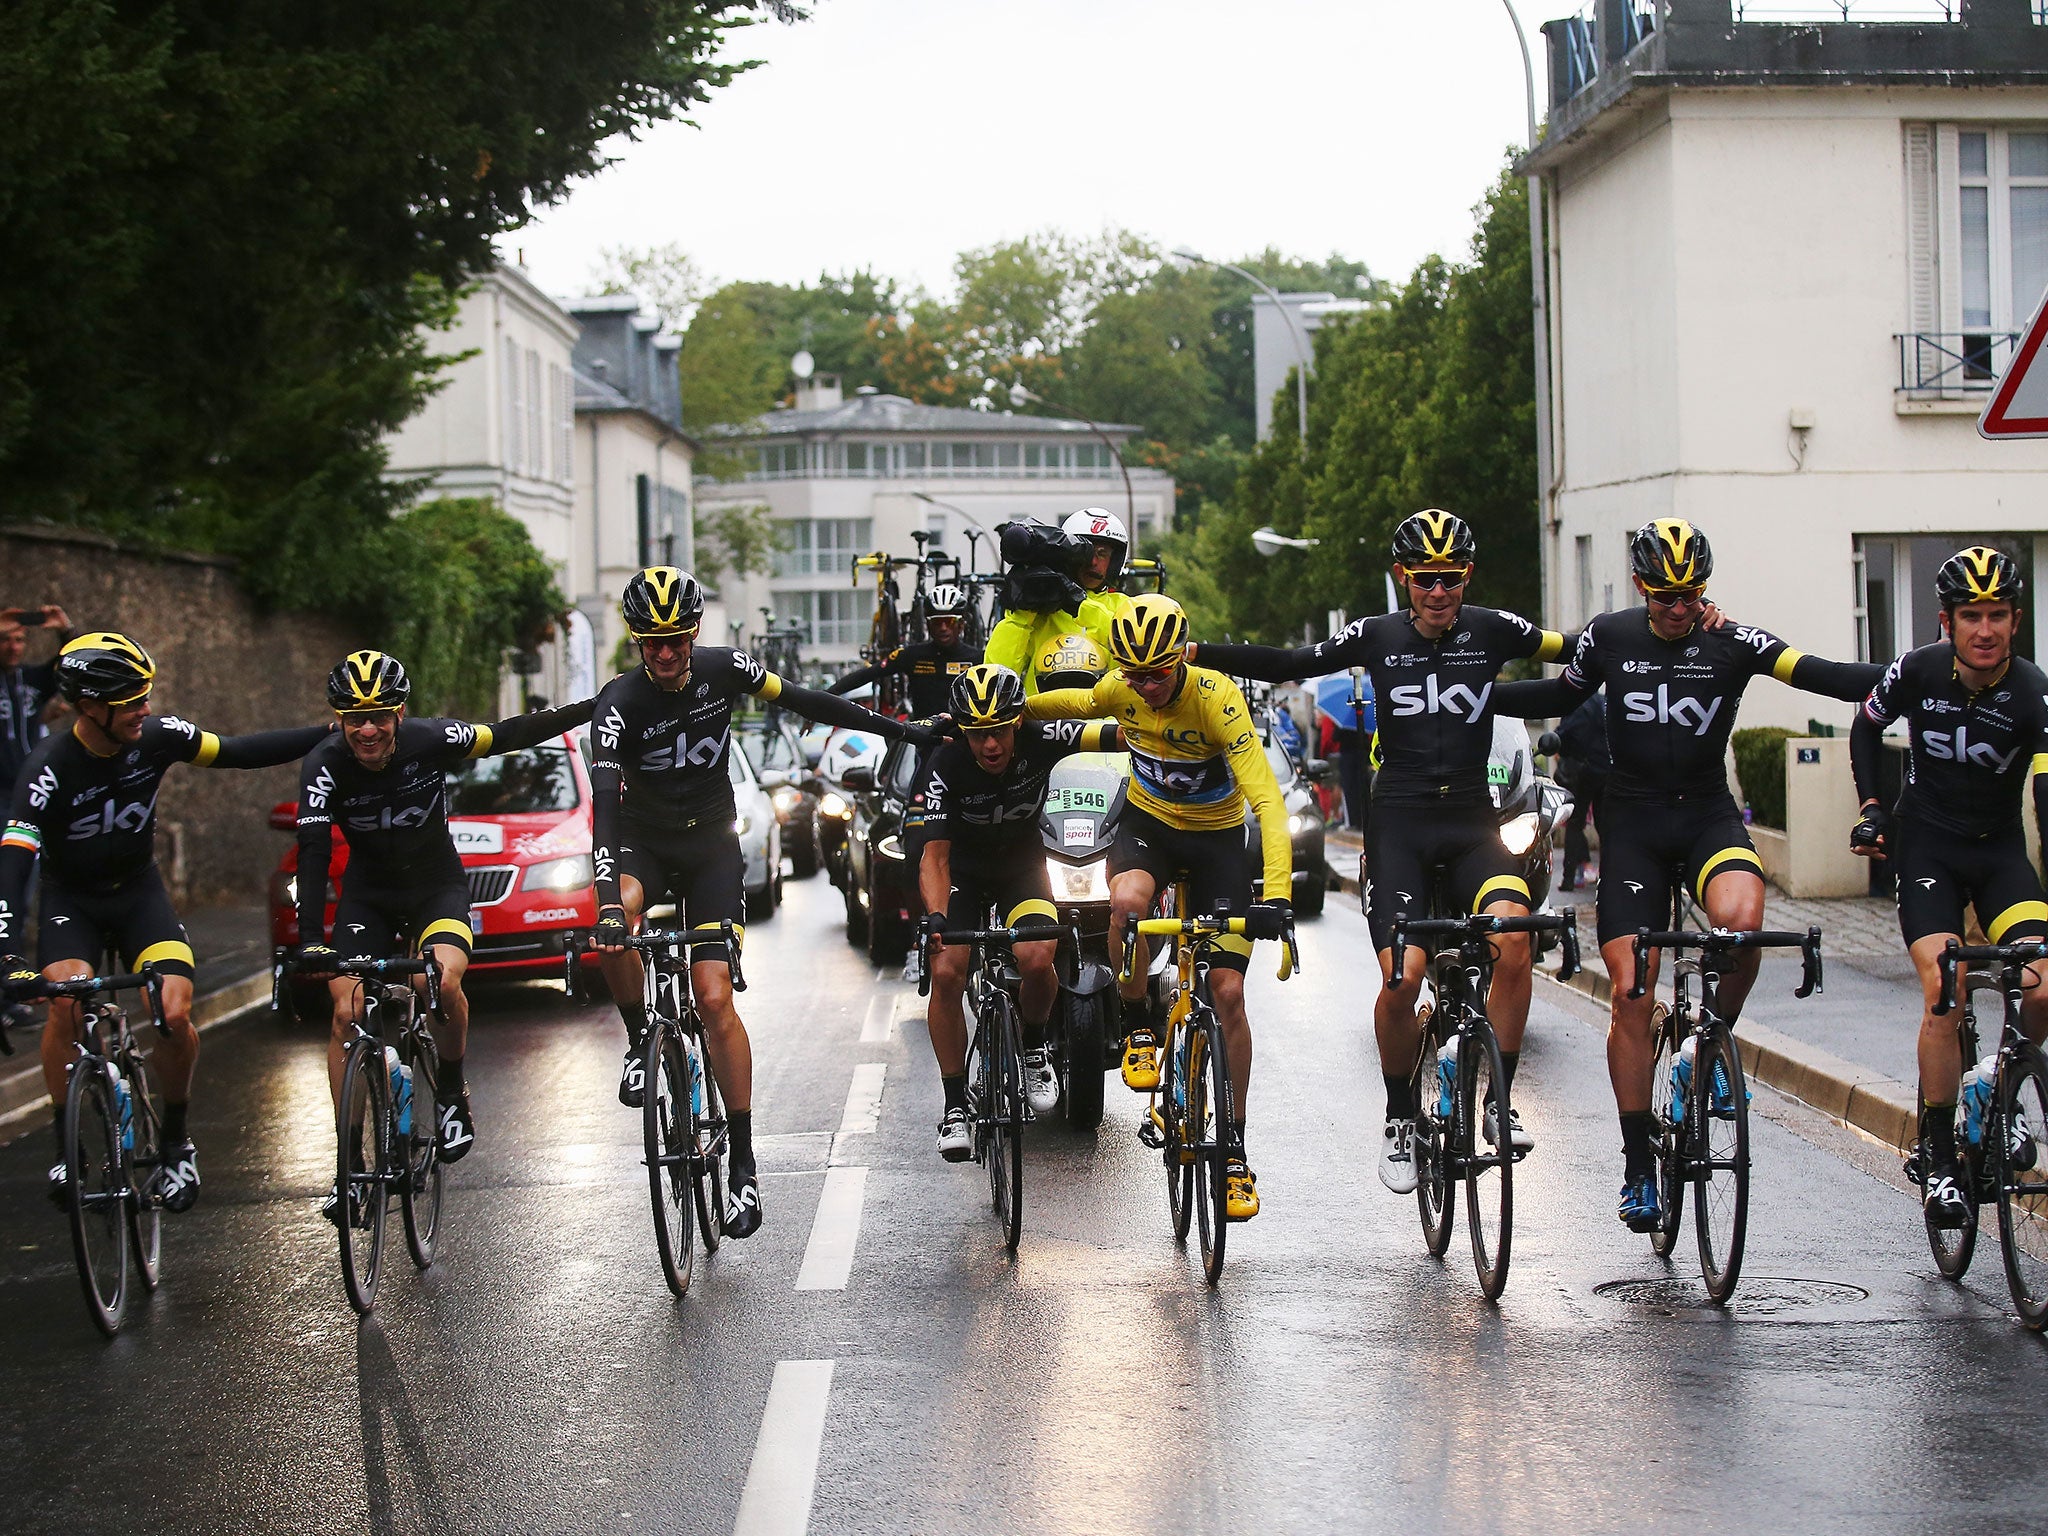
1244, 899, 1293, 941
594, 906, 632, 952
294, 942, 341, 980
897, 720, 943, 752
1850, 802, 1889, 858
1699, 601, 1727, 631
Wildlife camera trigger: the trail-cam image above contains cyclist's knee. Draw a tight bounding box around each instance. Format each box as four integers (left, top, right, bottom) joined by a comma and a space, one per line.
1210, 969, 1248, 1018
1017, 940, 1057, 983
1492, 927, 1532, 972
932, 944, 970, 989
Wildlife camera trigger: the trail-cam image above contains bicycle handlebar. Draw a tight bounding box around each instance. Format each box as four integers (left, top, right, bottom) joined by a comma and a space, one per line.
1935, 937, 2048, 1017
916, 924, 1080, 998
275, 952, 443, 1014
1114, 911, 1300, 985
565, 923, 748, 997
1389, 908, 1581, 984
1627, 925, 1824, 1001
2, 965, 169, 1041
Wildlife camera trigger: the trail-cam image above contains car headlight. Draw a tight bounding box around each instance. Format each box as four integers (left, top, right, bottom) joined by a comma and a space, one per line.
1499, 811, 1540, 856
1287, 813, 1304, 835
523, 853, 594, 893
877, 832, 905, 861
772, 786, 802, 815
735, 814, 751, 835
1047, 856, 1110, 903
819, 792, 850, 819
284, 874, 298, 905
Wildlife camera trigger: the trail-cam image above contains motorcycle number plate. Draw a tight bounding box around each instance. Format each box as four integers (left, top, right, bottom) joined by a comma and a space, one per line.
1048, 787, 1109, 815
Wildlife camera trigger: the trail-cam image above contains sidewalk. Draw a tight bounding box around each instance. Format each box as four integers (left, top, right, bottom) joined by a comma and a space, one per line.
1327, 829, 1925, 1153
0, 903, 275, 1138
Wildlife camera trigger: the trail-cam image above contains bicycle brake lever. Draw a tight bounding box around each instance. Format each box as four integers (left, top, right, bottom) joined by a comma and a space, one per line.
1628, 931, 1651, 1000
1795, 926, 1823, 1000
144, 965, 169, 1037
1935, 940, 1958, 1017
1558, 910, 1581, 983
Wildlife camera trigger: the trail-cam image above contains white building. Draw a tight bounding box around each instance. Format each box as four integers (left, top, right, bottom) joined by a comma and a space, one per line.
694, 379, 1176, 668
1527, 0, 2048, 728
1251, 292, 1372, 442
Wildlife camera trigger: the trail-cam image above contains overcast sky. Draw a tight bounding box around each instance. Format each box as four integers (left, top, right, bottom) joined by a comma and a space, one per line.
513, 0, 1598, 308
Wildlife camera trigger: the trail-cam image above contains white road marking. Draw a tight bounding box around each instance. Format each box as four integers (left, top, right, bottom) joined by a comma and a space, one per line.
794, 1166, 868, 1291
732, 1358, 835, 1536
837, 1063, 886, 1134
859, 992, 895, 1043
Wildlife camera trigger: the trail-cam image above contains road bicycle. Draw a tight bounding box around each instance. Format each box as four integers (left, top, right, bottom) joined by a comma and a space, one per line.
1628, 923, 1822, 1304
568, 924, 740, 1295
1926, 939, 2048, 1328
278, 952, 446, 1315
1391, 908, 1580, 1301
852, 535, 960, 707
4, 965, 170, 1336
920, 920, 1076, 1251
1121, 898, 1299, 1286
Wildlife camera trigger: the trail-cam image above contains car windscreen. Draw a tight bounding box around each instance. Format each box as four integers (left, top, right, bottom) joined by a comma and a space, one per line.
1264, 740, 1298, 784
739, 723, 800, 774
446, 745, 579, 814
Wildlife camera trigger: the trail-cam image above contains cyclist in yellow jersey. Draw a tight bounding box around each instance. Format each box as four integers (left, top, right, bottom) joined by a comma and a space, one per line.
986, 508, 1134, 694
1026, 593, 1292, 1218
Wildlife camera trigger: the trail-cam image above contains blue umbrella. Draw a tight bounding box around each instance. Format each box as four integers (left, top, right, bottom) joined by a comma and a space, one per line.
1315, 673, 1374, 735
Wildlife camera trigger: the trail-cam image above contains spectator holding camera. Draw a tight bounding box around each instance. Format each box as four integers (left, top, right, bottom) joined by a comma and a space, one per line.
0, 604, 74, 804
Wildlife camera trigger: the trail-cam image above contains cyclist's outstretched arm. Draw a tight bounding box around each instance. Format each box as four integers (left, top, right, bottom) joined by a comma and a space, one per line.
293, 745, 340, 945
1192, 641, 1322, 684
1023, 676, 1115, 721
1781, 653, 1886, 704
180, 720, 331, 770
827, 658, 891, 696
0, 769, 45, 954
754, 673, 923, 738
463, 698, 598, 758
1220, 681, 1294, 903
1042, 720, 1121, 755
1849, 661, 1899, 812
1491, 675, 1592, 719
589, 749, 627, 912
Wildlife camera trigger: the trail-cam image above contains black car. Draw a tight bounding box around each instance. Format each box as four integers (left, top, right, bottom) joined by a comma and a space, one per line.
736, 714, 823, 878
841, 736, 924, 965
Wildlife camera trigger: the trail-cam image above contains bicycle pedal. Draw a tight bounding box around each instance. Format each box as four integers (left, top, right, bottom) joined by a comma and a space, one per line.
1137, 1116, 1166, 1150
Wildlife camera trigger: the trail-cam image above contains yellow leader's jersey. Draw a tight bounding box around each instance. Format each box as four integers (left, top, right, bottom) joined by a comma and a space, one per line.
1027, 663, 1291, 899
985, 592, 1131, 695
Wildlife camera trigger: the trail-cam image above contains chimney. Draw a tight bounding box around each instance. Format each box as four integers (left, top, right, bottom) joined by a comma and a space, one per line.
794, 373, 843, 412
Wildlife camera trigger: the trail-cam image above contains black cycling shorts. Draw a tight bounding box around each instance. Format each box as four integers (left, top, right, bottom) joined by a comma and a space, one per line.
333, 877, 473, 961
1890, 817, 2048, 949
37, 867, 195, 982
1595, 792, 1763, 946
944, 842, 1057, 931
1363, 800, 1527, 954
1110, 804, 1252, 972
617, 814, 745, 961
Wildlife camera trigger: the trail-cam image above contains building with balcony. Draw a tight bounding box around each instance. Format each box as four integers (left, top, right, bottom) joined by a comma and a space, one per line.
1527, 0, 2048, 723
693, 380, 1175, 667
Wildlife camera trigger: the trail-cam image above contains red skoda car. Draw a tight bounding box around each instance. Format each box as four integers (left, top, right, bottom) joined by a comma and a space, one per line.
268, 729, 599, 977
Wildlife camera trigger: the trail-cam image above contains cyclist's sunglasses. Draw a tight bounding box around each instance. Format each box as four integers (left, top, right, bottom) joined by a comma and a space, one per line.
637, 631, 697, 654
1121, 663, 1178, 687
1646, 586, 1707, 609
341, 709, 400, 728
1405, 566, 1471, 592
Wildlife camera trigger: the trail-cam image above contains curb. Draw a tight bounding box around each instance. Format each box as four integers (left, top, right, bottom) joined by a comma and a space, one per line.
1334, 856, 1918, 1155
0, 968, 274, 1138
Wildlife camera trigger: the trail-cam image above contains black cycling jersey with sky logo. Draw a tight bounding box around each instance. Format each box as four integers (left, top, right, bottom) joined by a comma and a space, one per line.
828, 638, 983, 718
1493, 608, 1880, 802
590, 648, 908, 909
295, 702, 592, 936
920, 720, 1118, 859
1852, 642, 2048, 840
1203, 606, 1564, 804
0, 716, 327, 949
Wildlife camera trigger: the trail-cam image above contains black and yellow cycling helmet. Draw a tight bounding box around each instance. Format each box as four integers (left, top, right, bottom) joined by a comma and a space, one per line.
1935, 545, 2024, 609
1391, 509, 1475, 568
327, 650, 411, 713
1109, 593, 1190, 671
950, 664, 1026, 729
1630, 519, 1714, 591
56, 632, 155, 705
622, 566, 704, 639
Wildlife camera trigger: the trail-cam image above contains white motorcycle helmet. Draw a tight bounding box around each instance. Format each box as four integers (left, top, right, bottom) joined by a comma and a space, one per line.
1062, 507, 1129, 582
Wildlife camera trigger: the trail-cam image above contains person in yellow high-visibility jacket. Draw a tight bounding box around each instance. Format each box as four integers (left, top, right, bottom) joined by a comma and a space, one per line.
985, 508, 1134, 693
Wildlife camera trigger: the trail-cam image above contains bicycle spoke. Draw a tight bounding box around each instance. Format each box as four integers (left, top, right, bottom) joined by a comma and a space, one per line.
339, 1041, 391, 1316
1693, 1023, 1750, 1304
66, 1064, 127, 1336
1997, 1051, 2048, 1328
1463, 1024, 1512, 1302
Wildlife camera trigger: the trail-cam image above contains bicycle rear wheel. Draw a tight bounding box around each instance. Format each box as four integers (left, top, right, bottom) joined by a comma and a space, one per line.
338, 1039, 392, 1315
644, 1021, 698, 1296
1919, 1089, 1978, 1280
1693, 1021, 1750, 1304
1190, 1009, 1232, 1286
1647, 1010, 1685, 1259
124, 1060, 162, 1294
987, 995, 1024, 1252
692, 1030, 725, 1254
66, 1062, 128, 1336
401, 1030, 444, 1271
1994, 1046, 2048, 1329
1462, 1023, 1513, 1302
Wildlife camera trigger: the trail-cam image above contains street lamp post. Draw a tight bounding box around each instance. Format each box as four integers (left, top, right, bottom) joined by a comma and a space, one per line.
1173, 249, 1310, 456
1251, 527, 1320, 556
1001, 382, 1135, 528
1502, 0, 1557, 630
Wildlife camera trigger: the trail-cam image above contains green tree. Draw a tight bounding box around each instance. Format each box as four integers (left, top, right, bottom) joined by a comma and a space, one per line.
694, 502, 784, 589
592, 241, 707, 330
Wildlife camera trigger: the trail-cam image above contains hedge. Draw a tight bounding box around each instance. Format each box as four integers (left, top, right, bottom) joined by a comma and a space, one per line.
1732, 726, 1797, 831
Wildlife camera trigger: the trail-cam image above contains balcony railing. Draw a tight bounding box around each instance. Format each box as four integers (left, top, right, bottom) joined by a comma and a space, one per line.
1554, 3, 1658, 104
1895, 331, 2023, 393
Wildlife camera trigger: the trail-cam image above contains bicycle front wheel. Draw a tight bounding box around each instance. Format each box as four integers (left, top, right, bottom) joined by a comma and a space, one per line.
987, 996, 1024, 1252
1995, 1046, 2048, 1329
401, 1031, 444, 1272
124, 1061, 162, 1295
1413, 1026, 1454, 1258
66, 1061, 128, 1336
644, 1022, 698, 1296
338, 1040, 392, 1316
1461, 1024, 1513, 1302
1693, 1022, 1750, 1304
1190, 1010, 1232, 1286
1647, 1012, 1684, 1260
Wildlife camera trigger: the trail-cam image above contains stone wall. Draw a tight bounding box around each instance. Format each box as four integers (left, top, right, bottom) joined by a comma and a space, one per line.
3, 524, 364, 906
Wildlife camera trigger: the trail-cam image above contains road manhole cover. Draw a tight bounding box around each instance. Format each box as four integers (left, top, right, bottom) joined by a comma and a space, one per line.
1594, 1276, 1869, 1314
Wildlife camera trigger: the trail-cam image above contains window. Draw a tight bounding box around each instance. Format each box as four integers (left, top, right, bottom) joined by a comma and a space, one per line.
1574, 535, 1593, 631
1855, 534, 2036, 661
504, 342, 524, 469
1905, 124, 2048, 390
1960, 129, 2048, 335
526, 349, 543, 478
774, 518, 872, 577
553, 365, 573, 485
657, 484, 689, 565
773, 589, 862, 647
447, 747, 578, 814
901, 443, 927, 473
755, 442, 805, 479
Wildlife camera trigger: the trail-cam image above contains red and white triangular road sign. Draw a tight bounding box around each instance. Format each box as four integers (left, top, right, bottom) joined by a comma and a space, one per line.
1981, 289, 2048, 439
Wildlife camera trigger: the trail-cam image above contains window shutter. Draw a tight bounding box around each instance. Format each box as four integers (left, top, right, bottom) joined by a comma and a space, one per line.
1904, 124, 1938, 338
1937, 123, 1963, 335
505, 343, 524, 472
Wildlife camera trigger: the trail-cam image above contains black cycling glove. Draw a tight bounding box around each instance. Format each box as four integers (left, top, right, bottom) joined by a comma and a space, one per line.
918, 911, 948, 941
897, 721, 943, 753
295, 942, 341, 974
594, 907, 632, 948
1244, 900, 1293, 941
1850, 805, 1889, 853
1, 954, 37, 992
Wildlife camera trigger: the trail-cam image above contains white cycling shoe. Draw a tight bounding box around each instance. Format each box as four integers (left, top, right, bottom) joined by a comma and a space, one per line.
1379, 1118, 1419, 1194
1021, 1049, 1060, 1115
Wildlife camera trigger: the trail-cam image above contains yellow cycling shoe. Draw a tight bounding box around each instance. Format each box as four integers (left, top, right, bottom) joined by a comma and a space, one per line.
1226, 1159, 1260, 1221
1121, 1029, 1161, 1092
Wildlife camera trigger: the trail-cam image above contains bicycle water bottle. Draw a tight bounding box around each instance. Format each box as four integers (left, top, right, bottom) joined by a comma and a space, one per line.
113, 1076, 134, 1154
1672, 1035, 1697, 1122
1173, 1028, 1191, 1115
1436, 1040, 1458, 1121
688, 1045, 705, 1117
1962, 1054, 1999, 1148
386, 1047, 413, 1137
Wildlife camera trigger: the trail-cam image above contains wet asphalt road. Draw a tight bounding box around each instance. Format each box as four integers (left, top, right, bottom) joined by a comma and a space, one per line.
3, 875, 2048, 1536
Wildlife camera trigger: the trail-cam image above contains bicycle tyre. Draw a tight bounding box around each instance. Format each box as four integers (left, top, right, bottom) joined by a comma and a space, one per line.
338, 1039, 392, 1316
66, 1061, 127, 1336
1163, 1012, 1194, 1243
1413, 1023, 1454, 1259
1191, 1009, 1232, 1286
1995, 1044, 2048, 1330
988, 994, 1024, 1252
1647, 1011, 1684, 1260
1693, 1021, 1750, 1304
1462, 1021, 1513, 1302
1919, 1087, 1978, 1281
644, 1020, 697, 1296
401, 1029, 444, 1272
124, 1058, 162, 1294
1060, 991, 1107, 1131
693, 1029, 726, 1254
